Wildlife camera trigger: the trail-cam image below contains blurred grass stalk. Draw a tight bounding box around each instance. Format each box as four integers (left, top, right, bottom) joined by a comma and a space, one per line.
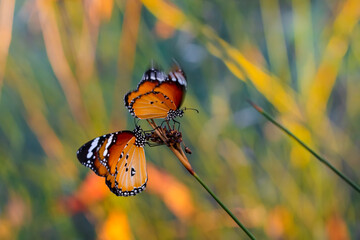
147, 120, 256, 240
249, 101, 360, 194
0, 0, 15, 98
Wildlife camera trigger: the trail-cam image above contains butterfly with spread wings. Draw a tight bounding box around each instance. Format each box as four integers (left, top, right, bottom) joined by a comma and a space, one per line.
124, 65, 187, 120
77, 126, 148, 196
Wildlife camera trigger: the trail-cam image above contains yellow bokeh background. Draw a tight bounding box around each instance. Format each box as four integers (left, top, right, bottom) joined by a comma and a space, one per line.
0, 0, 359, 239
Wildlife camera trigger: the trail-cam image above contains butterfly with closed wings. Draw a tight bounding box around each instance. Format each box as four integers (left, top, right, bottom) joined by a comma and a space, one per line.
124, 64, 187, 121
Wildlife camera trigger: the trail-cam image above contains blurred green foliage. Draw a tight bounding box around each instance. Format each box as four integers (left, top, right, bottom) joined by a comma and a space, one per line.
0, 0, 359, 239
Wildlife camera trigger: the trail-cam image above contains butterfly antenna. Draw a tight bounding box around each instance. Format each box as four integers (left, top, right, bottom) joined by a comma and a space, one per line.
171, 58, 181, 68
183, 107, 199, 114
149, 60, 162, 71
150, 59, 155, 69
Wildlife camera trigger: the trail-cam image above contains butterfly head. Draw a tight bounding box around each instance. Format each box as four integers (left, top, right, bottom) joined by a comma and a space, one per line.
166, 109, 184, 120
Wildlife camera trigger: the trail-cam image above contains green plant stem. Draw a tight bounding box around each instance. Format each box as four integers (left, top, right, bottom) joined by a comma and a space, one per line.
148, 120, 255, 238
192, 172, 256, 240
249, 101, 360, 194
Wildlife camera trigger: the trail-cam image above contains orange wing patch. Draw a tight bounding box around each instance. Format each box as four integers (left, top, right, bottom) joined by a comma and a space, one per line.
117, 144, 147, 192
93, 157, 108, 177
130, 91, 177, 119
124, 81, 158, 107
105, 132, 134, 175
124, 68, 167, 108
153, 81, 185, 108
106, 139, 147, 196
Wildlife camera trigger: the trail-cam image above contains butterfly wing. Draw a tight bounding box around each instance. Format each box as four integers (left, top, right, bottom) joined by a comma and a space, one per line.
76, 134, 117, 177
76, 130, 147, 197
153, 66, 187, 108
99, 131, 135, 173
106, 138, 147, 196
129, 91, 177, 119
153, 81, 185, 110
124, 68, 166, 109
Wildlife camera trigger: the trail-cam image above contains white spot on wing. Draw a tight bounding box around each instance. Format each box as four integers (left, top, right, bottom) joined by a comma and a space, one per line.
169, 72, 176, 81
174, 72, 186, 86
87, 137, 100, 158
103, 134, 114, 157
158, 72, 166, 82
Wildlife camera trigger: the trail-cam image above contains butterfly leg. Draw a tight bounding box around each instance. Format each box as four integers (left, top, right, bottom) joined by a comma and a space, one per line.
159, 120, 168, 130
172, 119, 181, 131
166, 120, 173, 130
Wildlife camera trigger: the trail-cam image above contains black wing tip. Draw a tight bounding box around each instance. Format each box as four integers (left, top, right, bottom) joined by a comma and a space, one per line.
124, 92, 130, 107
76, 144, 89, 164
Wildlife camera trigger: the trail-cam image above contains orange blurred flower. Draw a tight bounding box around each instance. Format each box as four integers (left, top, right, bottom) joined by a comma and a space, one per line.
63, 173, 110, 214
98, 211, 133, 240
0, 192, 29, 239
265, 206, 294, 239
64, 163, 195, 220
154, 20, 175, 39
147, 163, 195, 220
141, 0, 186, 28
85, 0, 114, 23
0, 0, 15, 96
326, 213, 350, 240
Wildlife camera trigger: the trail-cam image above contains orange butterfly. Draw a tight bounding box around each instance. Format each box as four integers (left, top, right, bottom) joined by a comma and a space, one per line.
77, 126, 147, 196
77, 63, 189, 197
124, 65, 187, 120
